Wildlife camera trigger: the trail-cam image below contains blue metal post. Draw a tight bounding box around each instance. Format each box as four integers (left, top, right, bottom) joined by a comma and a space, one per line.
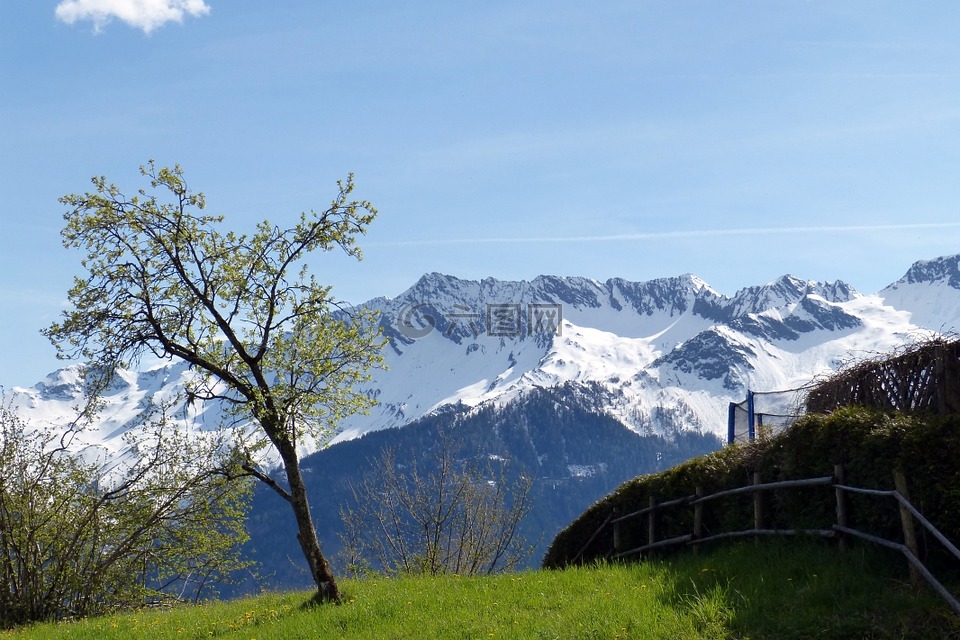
727, 402, 736, 444
747, 390, 756, 441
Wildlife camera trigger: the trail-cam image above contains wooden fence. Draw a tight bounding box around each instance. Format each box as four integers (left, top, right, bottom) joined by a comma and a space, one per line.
573, 465, 960, 615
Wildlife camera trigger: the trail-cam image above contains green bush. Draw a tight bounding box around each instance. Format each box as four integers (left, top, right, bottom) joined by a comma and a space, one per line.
0, 404, 253, 628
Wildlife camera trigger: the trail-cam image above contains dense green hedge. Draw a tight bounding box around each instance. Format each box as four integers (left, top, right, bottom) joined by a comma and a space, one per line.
543, 408, 960, 571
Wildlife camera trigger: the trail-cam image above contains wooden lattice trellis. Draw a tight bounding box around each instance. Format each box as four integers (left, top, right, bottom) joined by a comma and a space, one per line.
806, 338, 960, 415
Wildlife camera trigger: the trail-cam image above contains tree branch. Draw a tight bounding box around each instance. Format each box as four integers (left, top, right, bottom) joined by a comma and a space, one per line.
240, 460, 292, 503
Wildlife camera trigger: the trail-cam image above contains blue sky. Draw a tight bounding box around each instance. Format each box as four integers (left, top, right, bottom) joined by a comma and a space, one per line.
3, 1, 960, 388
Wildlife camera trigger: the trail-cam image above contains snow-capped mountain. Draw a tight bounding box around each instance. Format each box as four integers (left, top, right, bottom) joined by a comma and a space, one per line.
331, 260, 934, 444
9, 255, 960, 467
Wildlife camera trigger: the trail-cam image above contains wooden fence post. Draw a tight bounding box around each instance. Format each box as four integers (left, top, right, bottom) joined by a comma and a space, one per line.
693, 486, 704, 555
648, 495, 657, 552
894, 470, 922, 588
753, 471, 763, 532
612, 507, 622, 557
834, 463, 848, 551
935, 344, 947, 414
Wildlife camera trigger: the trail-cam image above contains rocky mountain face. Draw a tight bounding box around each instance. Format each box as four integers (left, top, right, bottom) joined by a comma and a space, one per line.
9, 254, 960, 589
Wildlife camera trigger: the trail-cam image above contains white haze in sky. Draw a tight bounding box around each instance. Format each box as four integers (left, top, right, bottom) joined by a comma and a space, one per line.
55, 0, 211, 33
368, 222, 960, 248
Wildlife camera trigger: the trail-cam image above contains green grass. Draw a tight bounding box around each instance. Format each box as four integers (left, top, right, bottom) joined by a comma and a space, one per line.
4, 540, 958, 639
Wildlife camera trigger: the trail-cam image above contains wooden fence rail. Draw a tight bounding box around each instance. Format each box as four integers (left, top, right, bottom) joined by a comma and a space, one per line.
574, 466, 960, 616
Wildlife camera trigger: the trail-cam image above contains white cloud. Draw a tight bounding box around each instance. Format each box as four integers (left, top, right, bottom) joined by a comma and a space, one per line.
55, 0, 211, 34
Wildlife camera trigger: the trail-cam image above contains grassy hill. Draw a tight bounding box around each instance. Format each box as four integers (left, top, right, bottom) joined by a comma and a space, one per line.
4, 540, 956, 639
8, 408, 960, 638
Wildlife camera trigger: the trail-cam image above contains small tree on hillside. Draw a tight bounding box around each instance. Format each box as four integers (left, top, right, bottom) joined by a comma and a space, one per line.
44, 162, 385, 602
339, 436, 535, 577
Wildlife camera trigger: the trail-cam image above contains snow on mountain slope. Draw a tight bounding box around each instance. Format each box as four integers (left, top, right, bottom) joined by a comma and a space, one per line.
7, 360, 219, 468
9, 255, 960, 466
880, 255, 960, 333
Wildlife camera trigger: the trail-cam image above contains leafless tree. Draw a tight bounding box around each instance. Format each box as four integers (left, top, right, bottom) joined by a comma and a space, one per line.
340, 435, 535, 577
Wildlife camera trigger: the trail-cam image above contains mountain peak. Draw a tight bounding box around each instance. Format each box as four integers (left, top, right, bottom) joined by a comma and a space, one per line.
725, 274, 858, 318
877, 255, 960, 332
408, 272, 477, 294
25, 364, 88, 401
885, 255, 960, 291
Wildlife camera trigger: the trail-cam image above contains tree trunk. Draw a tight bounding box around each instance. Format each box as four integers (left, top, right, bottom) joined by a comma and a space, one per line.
279, 446, 341, 603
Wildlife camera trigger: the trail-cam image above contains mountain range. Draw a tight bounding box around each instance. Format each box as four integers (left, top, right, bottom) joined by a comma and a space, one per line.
8, 254, 960, 587
15, 254, 955, 453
